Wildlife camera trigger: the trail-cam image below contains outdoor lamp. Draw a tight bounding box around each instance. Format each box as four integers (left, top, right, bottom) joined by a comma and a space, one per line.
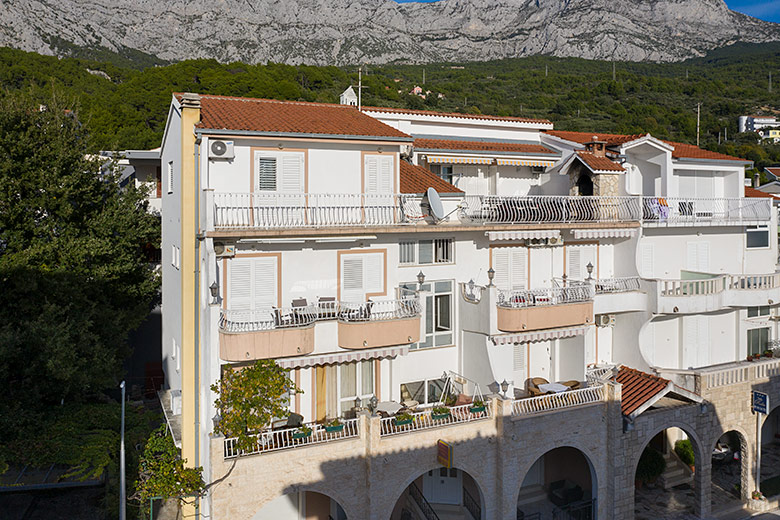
586, 262, 594, 280
500, 379, 510, 398
212, 412, 221, 430
369, 395, 378, 412
417, 270, 426, 287
354, 396, 362, 410
487, 267, 495, 286
209, 281, 220, 304
468, 278, 475, 294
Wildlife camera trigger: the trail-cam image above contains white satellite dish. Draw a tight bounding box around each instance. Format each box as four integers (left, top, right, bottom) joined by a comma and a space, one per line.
426, 187, 445, 222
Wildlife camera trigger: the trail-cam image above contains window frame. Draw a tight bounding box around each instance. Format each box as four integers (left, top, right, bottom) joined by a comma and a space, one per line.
400, 377, 447, 405
337, 360, 375, 416
748, 306, 770, 318
398, 238, 454, 266
401, 279, 454, 350
747, 327, 771, 356
746, 225, 770, 250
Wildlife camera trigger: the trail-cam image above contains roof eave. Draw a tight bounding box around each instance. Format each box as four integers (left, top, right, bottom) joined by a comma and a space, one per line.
195, 128, 413, 142
673, 156, 752, 167
416, 148, 560, 158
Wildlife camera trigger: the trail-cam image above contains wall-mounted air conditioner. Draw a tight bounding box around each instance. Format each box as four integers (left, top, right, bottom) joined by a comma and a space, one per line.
209, 140, 234, 160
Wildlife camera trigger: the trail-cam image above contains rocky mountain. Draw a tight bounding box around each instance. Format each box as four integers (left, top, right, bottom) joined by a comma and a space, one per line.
1, 0, 779, 65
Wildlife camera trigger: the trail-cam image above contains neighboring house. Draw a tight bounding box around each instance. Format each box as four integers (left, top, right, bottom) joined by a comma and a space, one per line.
765, 166, 780, 181
161, 94, 780, 520
738, 114, 780, 134
101, 148, 163, 215
339, 86, 357, 106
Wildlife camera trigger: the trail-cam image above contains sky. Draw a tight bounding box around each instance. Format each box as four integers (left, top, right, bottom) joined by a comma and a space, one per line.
393, 0, 780, 24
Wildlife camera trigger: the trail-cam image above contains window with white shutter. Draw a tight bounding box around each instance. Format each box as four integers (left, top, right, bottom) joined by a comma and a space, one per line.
641, 243, 654, 278
228, 257, 278, 311
568, 248, 581, 280
364, 155, 394, 194
256, 157, 277, 191
513, 343, 525, 372
167, 161, 174, 194
491, 247, 528, 291
340, 252, 385, 301
685, 242, 710, 272
566, 244, 597, 281
254, 152, 303, 192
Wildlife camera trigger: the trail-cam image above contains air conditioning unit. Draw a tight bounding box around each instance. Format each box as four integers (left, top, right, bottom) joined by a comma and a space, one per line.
527, 238, 545, 247
596, 314, 615, 327
214, 242, 235, 257
209, 139, 234, 160
547, 236, 564, 246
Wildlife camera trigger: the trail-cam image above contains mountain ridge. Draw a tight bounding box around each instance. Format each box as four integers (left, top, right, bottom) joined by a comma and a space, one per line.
1, 0, 779, 65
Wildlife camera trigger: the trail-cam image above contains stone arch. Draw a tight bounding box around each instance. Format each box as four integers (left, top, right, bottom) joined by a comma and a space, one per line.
710, 426, 751, 501
251, 486, 354, 520
576, 173, 594, 196
512, 441, 602, 510
632, 421, 706, 476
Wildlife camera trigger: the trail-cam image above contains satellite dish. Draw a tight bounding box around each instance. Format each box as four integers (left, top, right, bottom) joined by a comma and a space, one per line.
426, 187, 445, 222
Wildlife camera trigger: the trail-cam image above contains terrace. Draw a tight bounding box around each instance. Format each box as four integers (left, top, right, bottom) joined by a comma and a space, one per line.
654, 272, 780, 314
496, 285, 594, 333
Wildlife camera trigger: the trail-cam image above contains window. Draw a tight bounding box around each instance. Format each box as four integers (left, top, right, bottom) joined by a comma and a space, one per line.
686, 242, 711, 272
748, 306, 770, 318
398, 239, 453, 265
429, 164, 454, 185
491, 247, 527, 290
364, 155, 394, 193
254, 151, 304, 192
400, 377, 447, 405
171, 245, 180, 269
167, 161, 174, 194
401, 280, 453, 349
228, 257, 278, 311
340, 252, 384, 302
748, 327, 770, 356
256, 157, 277, 191
747, 226, 770, 249
338, 361, 374, 415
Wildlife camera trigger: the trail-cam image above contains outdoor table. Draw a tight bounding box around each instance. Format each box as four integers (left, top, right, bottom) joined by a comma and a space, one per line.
375, 401, 403, 415
538, 382, 569, 394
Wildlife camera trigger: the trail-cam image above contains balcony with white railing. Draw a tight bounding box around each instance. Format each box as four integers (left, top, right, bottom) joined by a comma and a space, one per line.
338, 297, 422, 349
461, 195, 642, 224
378, 402, 492, 437
641, 196, 771, 227
511, 384, 607, 417
218, 306, 318, 361
496, 285, 594, 333
654, 272, 780, 313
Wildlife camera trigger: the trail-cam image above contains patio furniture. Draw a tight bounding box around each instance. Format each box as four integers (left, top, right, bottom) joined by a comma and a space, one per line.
538, 382, 569, 394
291, 298, 308, 307
375, 401, 403, 416
528, 377, 550, 396
561, 380, 582, 390
548, 479, 583, 507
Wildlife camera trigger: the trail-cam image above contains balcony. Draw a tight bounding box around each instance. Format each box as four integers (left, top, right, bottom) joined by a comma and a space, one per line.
338, 297, 422, 349
218, 307, 316, 361
462, 195, 641, 224
496, 286, 594, 333
511, 384, 607, 417
592, 276, 646, 314
641, 196, 771, 227
655, 273, 780, 314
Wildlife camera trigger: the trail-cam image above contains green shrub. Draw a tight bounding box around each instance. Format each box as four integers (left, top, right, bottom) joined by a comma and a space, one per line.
636, 447, 666, 483
675, 439, 695, 467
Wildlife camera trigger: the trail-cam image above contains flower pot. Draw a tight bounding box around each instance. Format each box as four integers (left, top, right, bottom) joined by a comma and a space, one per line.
394, 418, 413, 426
432, 412, 451, 421
469, 405, 486, 414
324, 424, 344, 433
292, 430, 312, 439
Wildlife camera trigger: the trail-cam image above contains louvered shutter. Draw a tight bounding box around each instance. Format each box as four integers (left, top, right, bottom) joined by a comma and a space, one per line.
513, 343, 525, 371
697, 242, 710, 272
256, 156, 277, 191
510, 248, 527, 290
568, 248, 582, 280
686, 242, 697, 271
364, 156, 379, 193
341, 256, 364, 301
364, 253, 384, 294
253, 257, 277, 310
279, 154, 303, 192
378, 156, 393, 193
641, 243, 654, 278
229, 261, 252, 310
492, 248, 510, 290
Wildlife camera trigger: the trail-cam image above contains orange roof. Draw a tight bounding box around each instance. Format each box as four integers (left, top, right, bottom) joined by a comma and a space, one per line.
546, 130, 747, 162
765, 167, 780, 177
575, 151, 625, 172
745, 187, 780, 199
400, 161, 463, 194
364, 106, 551, 125
616, 367, 670, 416
414, 138, 557, 155
174, 94, 411, 140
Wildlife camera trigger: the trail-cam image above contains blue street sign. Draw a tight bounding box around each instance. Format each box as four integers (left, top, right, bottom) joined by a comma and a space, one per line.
752, 391, 769, 415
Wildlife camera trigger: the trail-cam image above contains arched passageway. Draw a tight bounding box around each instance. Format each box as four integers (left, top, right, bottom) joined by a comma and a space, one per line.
760, 406, 780, 498
252, 490, 348, 520
710, 429, 749, 510
516, 446, 597, 519
576, 174, 594, 196
390, 466, 484, 520
634, 427, 701, 520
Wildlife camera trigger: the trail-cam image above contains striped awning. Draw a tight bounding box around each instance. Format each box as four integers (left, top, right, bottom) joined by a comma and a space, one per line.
427, 155, 493, 165
275, 345, 410, 369
490, 325, 590, 345
496, 158, 555, 167
572, 228, 637, 239
486, 230, 560, 241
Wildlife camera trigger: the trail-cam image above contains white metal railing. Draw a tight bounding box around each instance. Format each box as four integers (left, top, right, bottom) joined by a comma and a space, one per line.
594, 277, 641, 294
219, 306, 318, 333
213, 192, 423, 229
219, 297, 421, 332
379, 402, 491, 437
586, 365, 617, 386
511, 384, 606, 416
462, 195, 642, 224
223, 418, 360, 458
497, 285, 593, 308
337, 297, 421, 323
659, 278, 726, 297
641, 196, 771, 225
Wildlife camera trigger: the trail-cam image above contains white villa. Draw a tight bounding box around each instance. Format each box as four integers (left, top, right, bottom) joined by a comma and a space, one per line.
159, 93, 780, 520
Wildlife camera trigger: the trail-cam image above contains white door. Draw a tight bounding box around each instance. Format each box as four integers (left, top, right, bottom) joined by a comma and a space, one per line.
422, 467, 462, 505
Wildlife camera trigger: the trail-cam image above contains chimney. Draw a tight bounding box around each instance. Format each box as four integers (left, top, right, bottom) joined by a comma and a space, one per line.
180, 92, 201, 109
585, 136, 607, 158
754, 173, 760, 188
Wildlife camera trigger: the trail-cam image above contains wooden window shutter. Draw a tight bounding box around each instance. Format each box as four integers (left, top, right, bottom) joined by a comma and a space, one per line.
279, 154, 303, 192
229, 261, 252, 310
156, 166, 162, 198
378, 155, 393, 193
364, 253, 384, 294
364, 155, 379, 193
492, 248, 510, 290
341, 256, 364, 301
253, 257, 278, 310
510, 248, 527, 290
568, 247, 582, 280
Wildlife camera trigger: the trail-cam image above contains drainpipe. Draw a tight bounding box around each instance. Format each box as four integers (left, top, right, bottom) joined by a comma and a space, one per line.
193, 135, 201, 508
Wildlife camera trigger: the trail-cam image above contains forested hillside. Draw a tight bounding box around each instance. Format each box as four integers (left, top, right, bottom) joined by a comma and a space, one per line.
2, 44, 778, 169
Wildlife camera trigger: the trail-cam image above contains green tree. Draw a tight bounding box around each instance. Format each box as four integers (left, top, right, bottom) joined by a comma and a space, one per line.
0, 92, 160, 429
211, 360, 302, 452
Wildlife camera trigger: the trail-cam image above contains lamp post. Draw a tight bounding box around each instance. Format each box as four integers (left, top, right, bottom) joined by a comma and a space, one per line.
500, 379, 510, 399
119, 381, 126, 520
354, 396, 362, 412
369, 395, 378, 415
586, 262, 594, 281
209, 281, 220, 305
417, 270, 426, 289
487, 267, 495, 287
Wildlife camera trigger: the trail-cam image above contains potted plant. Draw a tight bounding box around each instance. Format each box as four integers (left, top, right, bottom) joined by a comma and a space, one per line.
431, 406, 451, 421
324, 418, 343, 433
292, 424, 312, 439
393, 412, 414, 426
444, 393, 457, 407
635, 446, 665, 488
674, 439, 695, 472
470, 399, 486, 414
764, 350, 773, 358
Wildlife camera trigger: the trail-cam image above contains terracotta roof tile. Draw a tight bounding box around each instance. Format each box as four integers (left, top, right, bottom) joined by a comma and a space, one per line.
745, 187, 780, 199
174, 94, 411, 140
616, 367, 670, 416
546, 130, 748, 162
400, 161, 463, 194
364, 106, 552, 125
575, 151, 625, 172
414, 138, 557, 155
765, 167, 780, 177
